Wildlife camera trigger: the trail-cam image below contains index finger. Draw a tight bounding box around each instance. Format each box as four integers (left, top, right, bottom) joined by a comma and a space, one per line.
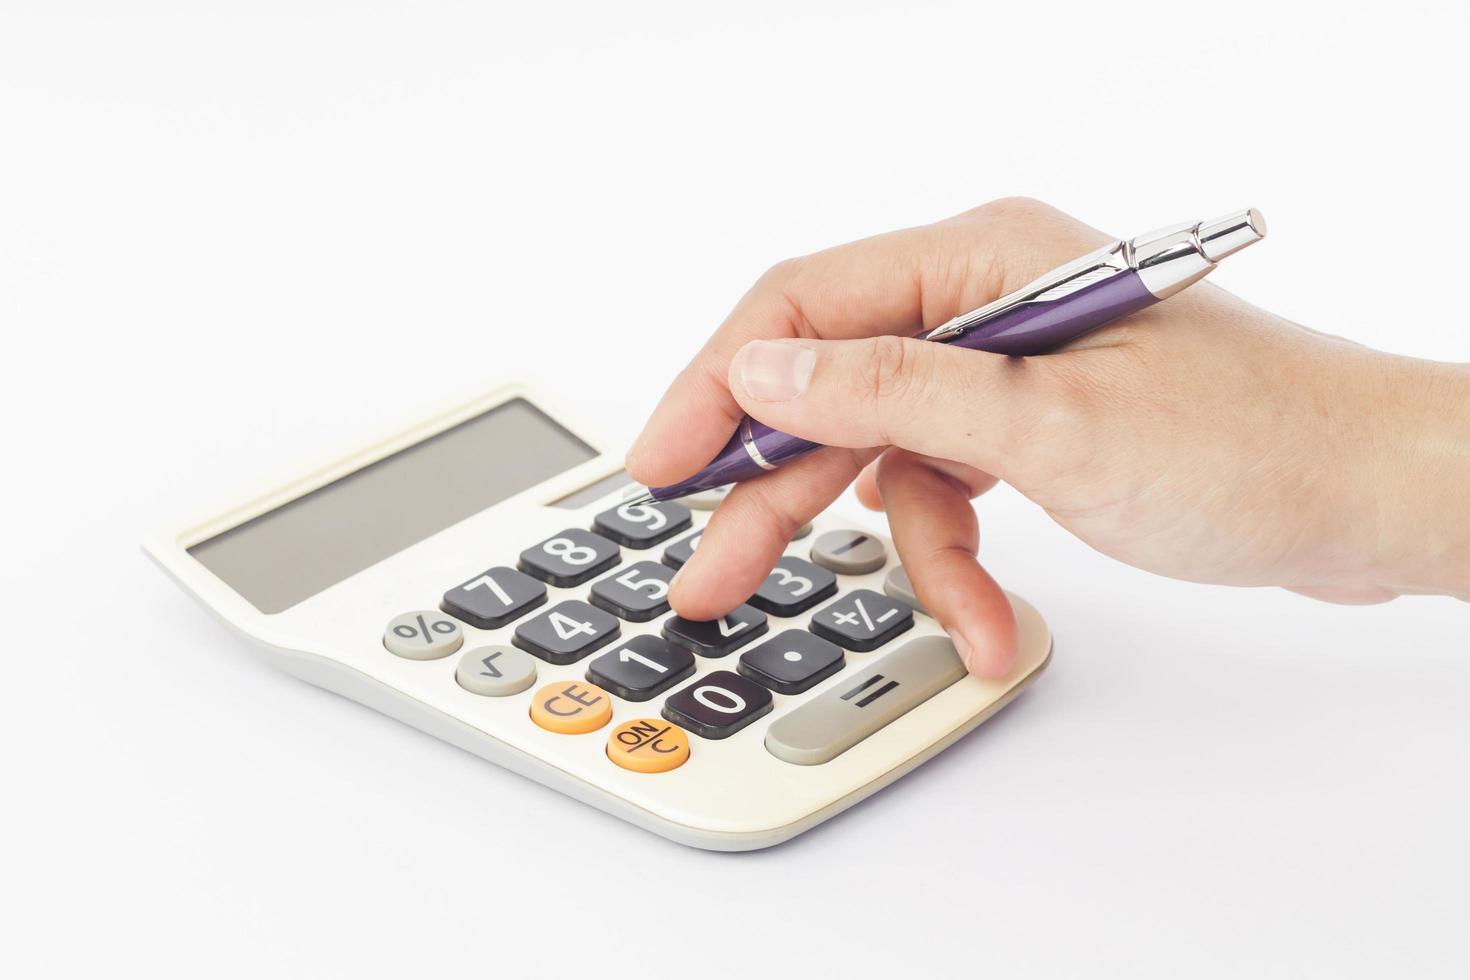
624, 212, 1016, 487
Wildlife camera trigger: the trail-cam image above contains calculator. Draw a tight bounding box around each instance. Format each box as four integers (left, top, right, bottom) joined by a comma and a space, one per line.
145, 385, 1052, 850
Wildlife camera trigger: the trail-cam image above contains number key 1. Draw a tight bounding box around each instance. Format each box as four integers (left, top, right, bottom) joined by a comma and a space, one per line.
441, 567, 547, 629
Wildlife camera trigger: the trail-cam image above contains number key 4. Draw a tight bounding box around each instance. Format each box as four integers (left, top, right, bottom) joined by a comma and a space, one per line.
513, 600, 621, 665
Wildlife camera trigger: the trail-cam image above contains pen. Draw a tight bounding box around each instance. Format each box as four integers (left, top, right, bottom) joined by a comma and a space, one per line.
628, 208, 1266, 505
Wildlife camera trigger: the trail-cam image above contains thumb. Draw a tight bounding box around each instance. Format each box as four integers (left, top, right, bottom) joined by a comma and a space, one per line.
728, 335, 1090, 486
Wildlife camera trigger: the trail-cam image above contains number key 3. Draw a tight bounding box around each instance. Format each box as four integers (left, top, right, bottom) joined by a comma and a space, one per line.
748, 556, 837, 617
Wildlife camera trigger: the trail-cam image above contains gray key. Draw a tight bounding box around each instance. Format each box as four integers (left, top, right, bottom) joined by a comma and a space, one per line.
685, 484, 731, 511
765, 635, 966, 765
810, 529, 887, 575
883, 564, 930, 616
455, 645, 537, 697
384, 610, 464, 661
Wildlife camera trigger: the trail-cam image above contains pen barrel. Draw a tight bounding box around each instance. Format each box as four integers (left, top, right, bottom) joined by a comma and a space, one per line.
943, 268, 1157, 356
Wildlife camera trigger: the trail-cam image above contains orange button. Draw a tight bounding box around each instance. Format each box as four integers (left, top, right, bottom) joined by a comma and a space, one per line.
529, 681, 613, 734
606, 718, 691, 773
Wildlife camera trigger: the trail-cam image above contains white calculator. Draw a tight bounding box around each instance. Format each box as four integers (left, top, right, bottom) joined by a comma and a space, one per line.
145, 385, 1053, 850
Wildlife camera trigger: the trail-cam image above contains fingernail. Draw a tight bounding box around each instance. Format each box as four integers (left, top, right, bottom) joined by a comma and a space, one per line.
739, 340, 815, 402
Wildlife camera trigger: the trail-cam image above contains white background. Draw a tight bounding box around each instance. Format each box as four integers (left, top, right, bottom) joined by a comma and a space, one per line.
4, 2, 1468, 977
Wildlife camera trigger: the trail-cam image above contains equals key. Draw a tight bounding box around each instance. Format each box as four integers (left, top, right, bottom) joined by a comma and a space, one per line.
765, 636, 968, 766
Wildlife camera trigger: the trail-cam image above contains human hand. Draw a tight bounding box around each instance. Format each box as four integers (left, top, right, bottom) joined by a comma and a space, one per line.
627, 199, 1470, 677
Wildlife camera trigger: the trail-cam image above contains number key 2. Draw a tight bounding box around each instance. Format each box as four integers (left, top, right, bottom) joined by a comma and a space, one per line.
589, 560, 675, 622
747, 556, 837, 617
810, 589, 913, 652
662, 604, 768, 658
518, 529, 620, 587
513, 600, 621, 665
593, 500, 692, 549
441, 566, 547, 629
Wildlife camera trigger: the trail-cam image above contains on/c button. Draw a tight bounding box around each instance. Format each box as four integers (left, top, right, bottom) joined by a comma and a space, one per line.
606, 718, 690, 773
529, 681, 613, 734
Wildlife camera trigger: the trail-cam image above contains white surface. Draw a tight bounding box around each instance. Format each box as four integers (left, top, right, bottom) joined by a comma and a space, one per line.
3, 2, 1467, 977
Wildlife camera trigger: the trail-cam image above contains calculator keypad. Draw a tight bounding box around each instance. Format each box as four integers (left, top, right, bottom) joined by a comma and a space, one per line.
442, 567, 547, 629
586, 635, 695, 702
513, 600, 621, 665
810, 589, 914, 652
593, 500, 692, 549
589, 560, 675, 622
663, 604, 769, 658
662, 670, 773, 740
519, 529, 621, 587
747, 556, 838, 617
400, 495, 953, 777
738, 630, 845, 695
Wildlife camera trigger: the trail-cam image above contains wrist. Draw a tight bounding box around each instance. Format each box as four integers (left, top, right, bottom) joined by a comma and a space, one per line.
1365, 355, 1470, 600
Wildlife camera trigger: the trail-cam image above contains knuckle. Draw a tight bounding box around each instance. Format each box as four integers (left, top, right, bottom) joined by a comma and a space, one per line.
858, 336, 931, 441
964, 196, 1057, 226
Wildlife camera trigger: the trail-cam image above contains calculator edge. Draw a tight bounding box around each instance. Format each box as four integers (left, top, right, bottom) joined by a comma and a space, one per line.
145, 545, 1055, 851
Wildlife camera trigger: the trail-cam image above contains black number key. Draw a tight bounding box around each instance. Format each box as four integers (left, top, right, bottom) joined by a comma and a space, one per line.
441, 566, 547, 629
662, 603, 768, 658
593, 500, 692, 549
810, 589, 913, 652
748, 556, 838, 617
518, 529, 620, 587
586, 635, 695, 701
512, 600, 620, 665
589, 560, 675, 622
738, 629, 846, 694
660, 530, 703, 570
662, 670, 773, 740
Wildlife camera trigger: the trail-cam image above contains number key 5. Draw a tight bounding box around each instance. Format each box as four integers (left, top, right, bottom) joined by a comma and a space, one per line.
589, 560, 675, 622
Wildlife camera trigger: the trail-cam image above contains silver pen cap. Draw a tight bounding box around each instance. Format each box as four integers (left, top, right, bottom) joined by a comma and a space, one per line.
1133, 208, 1267, 299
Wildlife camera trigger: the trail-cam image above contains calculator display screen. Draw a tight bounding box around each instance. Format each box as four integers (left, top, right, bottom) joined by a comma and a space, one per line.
189, 398, 597, 613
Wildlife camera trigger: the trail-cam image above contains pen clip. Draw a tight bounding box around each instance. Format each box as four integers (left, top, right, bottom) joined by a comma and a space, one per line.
923, 239, 1132, 343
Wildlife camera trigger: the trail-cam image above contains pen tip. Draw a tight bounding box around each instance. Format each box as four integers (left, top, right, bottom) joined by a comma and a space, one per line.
622, 489, 657, 507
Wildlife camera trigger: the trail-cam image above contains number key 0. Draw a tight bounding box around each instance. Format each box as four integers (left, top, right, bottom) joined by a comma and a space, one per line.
518, 528, 621, 587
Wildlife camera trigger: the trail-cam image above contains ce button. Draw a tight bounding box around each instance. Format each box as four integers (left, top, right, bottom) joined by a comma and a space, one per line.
529, 681, 613, 734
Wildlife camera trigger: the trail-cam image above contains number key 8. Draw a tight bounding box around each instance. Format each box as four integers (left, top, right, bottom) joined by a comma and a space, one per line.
518, 528, 621, 587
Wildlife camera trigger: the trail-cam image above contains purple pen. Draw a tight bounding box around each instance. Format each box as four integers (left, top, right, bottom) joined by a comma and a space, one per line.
630, 209, 1266, 504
